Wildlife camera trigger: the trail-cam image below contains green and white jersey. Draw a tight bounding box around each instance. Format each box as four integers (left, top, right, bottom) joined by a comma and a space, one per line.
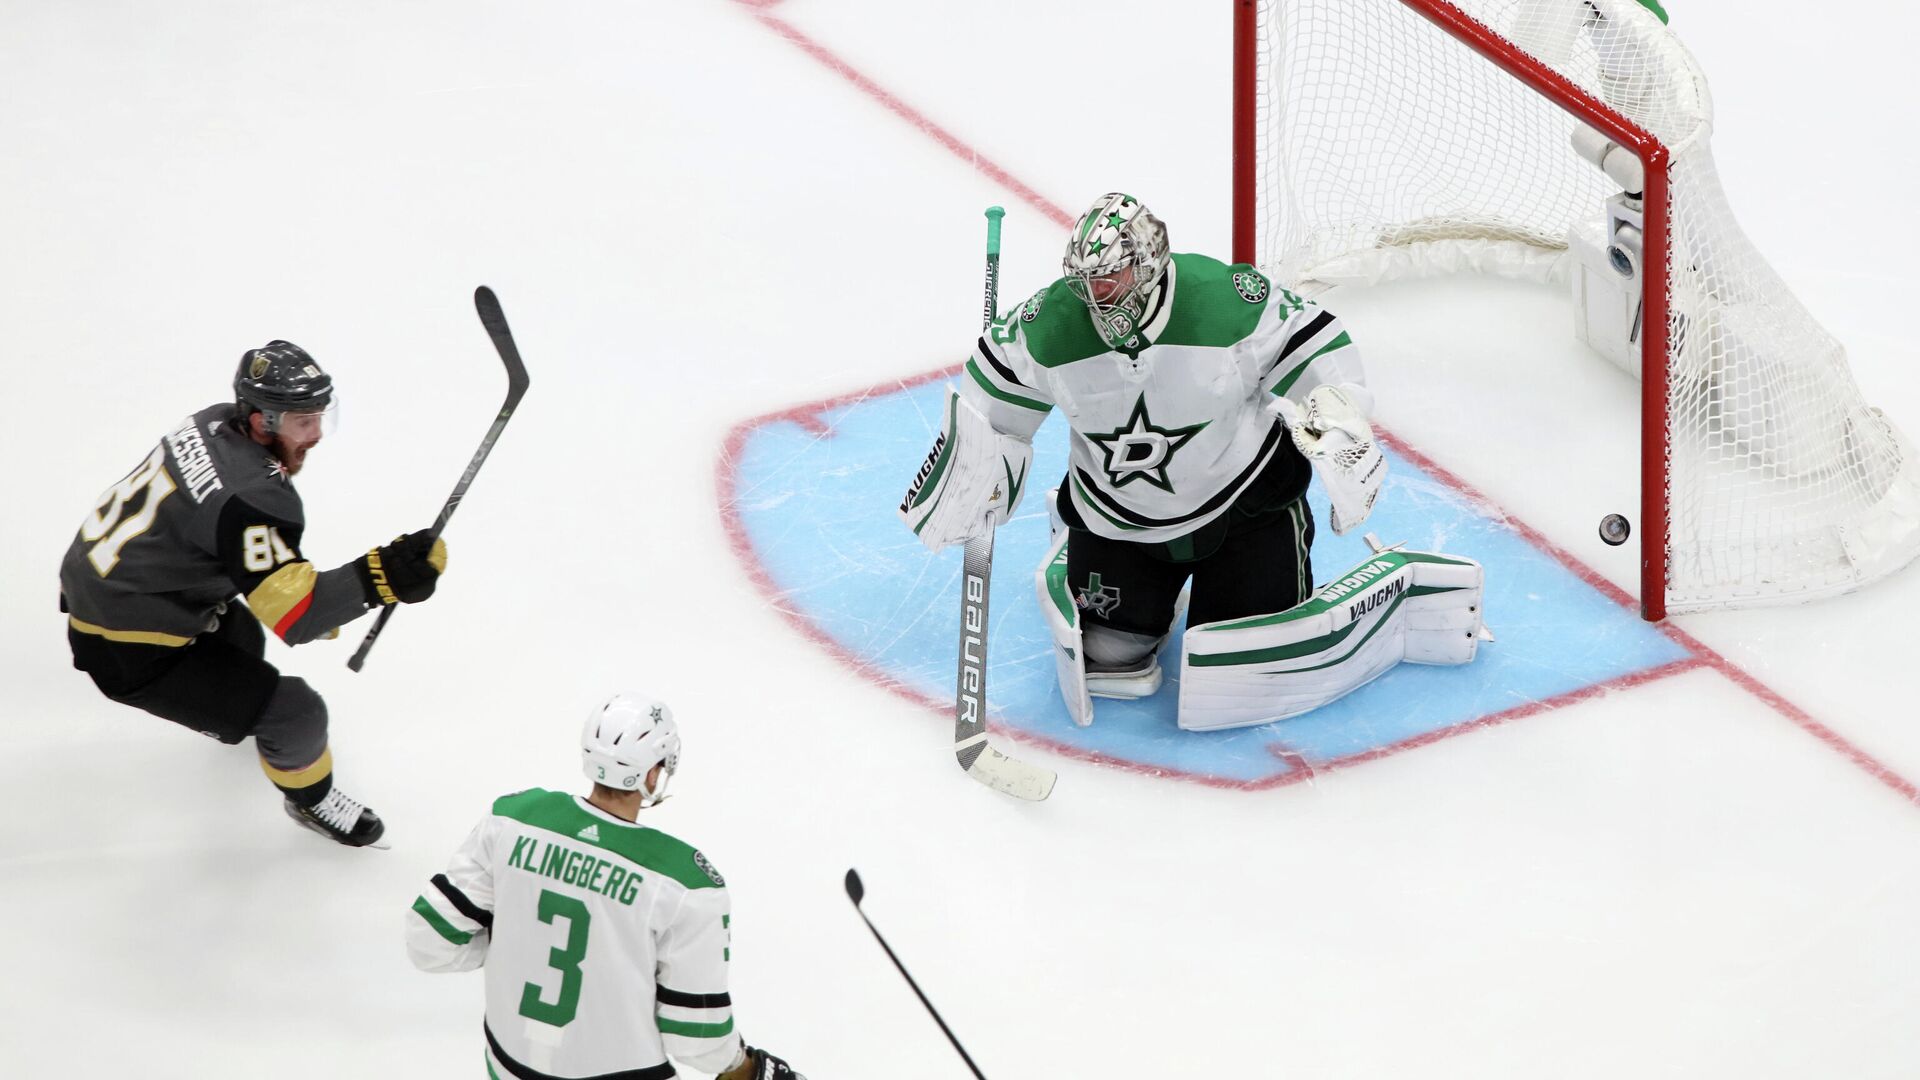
407, 789, 740, 1080
963, 252, 1363, 545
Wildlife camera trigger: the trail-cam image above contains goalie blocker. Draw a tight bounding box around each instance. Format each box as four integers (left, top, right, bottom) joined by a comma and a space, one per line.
1040, 536, 1490, 731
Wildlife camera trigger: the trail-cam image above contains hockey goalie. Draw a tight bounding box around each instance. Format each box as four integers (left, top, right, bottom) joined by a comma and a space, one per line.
900, 193, 1491, 731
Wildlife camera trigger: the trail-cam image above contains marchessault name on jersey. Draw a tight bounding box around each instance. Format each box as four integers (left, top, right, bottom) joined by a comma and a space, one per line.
166, 415, 225, 504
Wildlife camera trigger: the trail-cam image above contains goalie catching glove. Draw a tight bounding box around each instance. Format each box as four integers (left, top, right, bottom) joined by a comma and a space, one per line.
1271, 382, 1385, 535
898, 387, 1032, 552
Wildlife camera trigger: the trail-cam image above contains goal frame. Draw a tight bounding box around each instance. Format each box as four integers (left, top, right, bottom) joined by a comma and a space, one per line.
1232, 0, 1677, 620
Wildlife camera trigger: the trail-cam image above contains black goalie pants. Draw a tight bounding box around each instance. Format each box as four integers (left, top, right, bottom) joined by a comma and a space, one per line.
1065, 495, 1317, 640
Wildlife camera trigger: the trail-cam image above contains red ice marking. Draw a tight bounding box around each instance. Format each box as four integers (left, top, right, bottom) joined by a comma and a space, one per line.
1267, 656, 1708, 786
1380, 431, 1920, 808
738, 7, 1074, 229
719, 380, 1920, 805
716, 14, 1920, 807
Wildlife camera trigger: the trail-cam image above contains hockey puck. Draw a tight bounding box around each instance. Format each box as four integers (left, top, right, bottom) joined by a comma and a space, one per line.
1599, 513, 1632, 546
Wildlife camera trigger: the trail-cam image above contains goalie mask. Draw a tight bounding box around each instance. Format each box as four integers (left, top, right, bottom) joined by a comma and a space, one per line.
581, 692, 681, 807
1063, 193, 1170, 350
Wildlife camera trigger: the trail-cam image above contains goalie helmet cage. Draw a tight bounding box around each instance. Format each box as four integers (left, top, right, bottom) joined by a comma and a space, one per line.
1232, 0, 1920, 619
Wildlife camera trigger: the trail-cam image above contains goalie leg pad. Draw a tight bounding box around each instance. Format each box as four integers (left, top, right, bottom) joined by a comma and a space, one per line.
1035, 526, 1095, 727
1177, 548, 1485, 731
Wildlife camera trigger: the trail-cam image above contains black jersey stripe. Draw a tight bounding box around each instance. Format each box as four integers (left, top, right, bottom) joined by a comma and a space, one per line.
1074, 420, 1288, 529
485, 1023, 675, 1080
976, 335, 1032, 390
1270, 309, 1335, 371
432, 873, 493, 930
655, 986, 732, 1009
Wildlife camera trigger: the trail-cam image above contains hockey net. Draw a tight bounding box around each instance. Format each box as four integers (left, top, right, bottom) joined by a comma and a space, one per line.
1235, 0, 1920, 617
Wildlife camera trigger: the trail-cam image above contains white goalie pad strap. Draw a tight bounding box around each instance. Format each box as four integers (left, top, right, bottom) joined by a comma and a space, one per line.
1177, 548, 1485, 732
1272, 383, 1385, 536
1035, 527, 1095, 727
899, 387, 1034, 552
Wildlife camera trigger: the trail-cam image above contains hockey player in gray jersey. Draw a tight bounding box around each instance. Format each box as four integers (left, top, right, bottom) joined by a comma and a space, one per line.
896, 193, 1479, 732
407, 693, 805, 1080
59, 341, 448, 847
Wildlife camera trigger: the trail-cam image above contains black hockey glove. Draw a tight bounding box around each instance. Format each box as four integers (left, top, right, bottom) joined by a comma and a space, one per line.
720, 1045, 805, 1080
357, 530, 447, 605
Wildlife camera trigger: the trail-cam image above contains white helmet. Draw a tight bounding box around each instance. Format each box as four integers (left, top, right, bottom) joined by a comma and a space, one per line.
581, 692, 680, 807
1062, 192, 1170, 351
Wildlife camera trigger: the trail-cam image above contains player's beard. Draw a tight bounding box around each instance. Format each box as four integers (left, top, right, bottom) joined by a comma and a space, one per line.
270, 434, 319, 475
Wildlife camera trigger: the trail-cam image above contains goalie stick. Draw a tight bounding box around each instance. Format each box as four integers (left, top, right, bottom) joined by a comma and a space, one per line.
844, 870, 990, 1080
348, 286, 531, 672
952, 207, 1057, 801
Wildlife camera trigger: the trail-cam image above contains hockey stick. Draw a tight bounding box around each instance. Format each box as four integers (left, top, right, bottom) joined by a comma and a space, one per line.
348, 286, 531, 672
844, 870, 990, 1080
952, 207, 1057, 801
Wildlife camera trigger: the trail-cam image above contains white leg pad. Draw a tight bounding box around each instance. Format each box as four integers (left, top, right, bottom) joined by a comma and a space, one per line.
1177, 548, 1487, 731
1035, 524, 1095, 727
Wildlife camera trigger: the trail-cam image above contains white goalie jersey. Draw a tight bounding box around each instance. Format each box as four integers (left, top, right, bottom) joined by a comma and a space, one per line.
407, 789, 741, 1079
963, 252, 1364, 544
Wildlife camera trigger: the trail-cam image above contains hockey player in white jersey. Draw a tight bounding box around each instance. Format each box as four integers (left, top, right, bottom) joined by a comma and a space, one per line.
901, 193, 1429, 728
407, 693, 805, 1080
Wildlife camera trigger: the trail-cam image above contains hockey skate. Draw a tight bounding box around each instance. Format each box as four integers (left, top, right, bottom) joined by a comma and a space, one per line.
284, 788, 388, 849
1086, 652, 1163, 699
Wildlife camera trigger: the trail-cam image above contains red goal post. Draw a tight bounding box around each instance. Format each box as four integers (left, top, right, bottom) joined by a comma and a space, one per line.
1232, 0, 1920, 620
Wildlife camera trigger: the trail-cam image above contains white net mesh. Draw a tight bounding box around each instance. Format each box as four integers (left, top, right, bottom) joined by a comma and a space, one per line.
1252, 0, 1920, 612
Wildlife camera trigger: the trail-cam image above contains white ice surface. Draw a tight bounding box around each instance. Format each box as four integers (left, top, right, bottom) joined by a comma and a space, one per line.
2, 2, 1918, 1077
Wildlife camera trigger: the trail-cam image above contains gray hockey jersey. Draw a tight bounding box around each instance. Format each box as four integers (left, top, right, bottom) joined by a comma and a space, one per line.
59, 403, 367, 647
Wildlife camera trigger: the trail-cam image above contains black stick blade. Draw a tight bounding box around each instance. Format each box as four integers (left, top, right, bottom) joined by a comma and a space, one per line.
473, 286, 531, 406
845, 868, 865, 906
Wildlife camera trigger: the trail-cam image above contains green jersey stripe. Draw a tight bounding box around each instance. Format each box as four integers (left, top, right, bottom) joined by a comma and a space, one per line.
966, 359, 1049, 412
1269, 332, 1352, 398
655, 1016, 735, 1039
1069, 474, 1144, 531
411, 895, 475, 945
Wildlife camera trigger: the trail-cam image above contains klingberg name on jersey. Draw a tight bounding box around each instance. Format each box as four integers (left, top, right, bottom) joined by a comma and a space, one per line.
506, 835, 643, 906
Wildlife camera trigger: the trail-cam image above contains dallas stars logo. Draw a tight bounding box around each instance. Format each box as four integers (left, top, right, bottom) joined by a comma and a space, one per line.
1076, 572, 1122, 618
1085, 394, 1208, 494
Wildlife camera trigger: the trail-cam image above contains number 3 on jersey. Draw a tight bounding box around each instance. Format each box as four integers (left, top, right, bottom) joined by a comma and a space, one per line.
82, 446, 177, 576
519, 890, 591, 1027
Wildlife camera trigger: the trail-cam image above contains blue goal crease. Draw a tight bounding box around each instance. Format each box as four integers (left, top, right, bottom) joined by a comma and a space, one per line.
727, 380, 1690, 786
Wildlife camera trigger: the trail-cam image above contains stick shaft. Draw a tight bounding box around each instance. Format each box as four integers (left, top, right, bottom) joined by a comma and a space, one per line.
852, 907, 990, 1080
348, 287, 530, 672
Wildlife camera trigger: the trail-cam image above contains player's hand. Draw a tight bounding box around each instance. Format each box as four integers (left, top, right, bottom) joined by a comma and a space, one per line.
720, 1045, 805, 1080
359, 529, 448, 605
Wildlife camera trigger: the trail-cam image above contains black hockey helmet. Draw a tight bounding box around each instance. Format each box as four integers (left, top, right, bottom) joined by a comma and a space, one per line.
234, 340, 334, 434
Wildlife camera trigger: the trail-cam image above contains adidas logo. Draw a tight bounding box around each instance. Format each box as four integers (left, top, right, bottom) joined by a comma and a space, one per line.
577, 824, 600, 842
